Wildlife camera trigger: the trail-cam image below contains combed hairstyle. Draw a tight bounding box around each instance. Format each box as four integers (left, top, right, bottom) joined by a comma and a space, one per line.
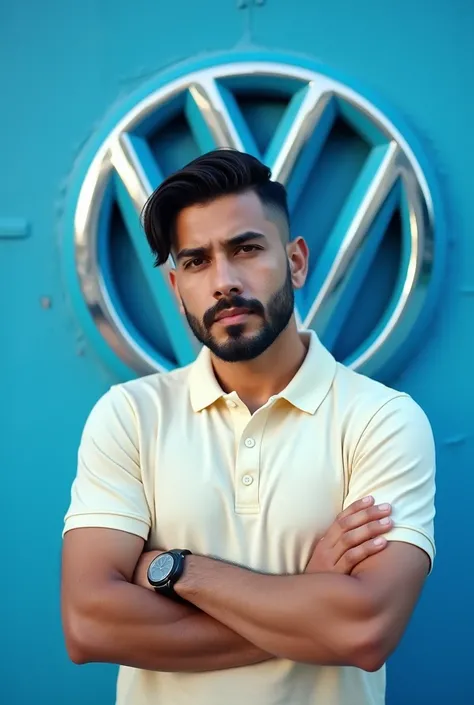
141, 148, 289, 267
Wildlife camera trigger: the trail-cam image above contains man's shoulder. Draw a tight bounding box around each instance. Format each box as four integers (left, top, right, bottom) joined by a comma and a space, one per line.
333, 362, 428, 436
113, 363, 193, 411
78, 365, 194, 454
334, 361, 407, 405
82, 364, 191, 431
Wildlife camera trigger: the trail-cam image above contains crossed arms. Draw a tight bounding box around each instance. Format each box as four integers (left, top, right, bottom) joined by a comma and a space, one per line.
62, 499, 429, 674
61, 393, 435, 673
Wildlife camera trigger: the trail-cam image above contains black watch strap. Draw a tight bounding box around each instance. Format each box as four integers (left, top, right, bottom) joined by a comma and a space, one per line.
157, 582, 187, 603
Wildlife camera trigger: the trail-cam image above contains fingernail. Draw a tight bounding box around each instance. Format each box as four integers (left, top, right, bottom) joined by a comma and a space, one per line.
379, 517, 391, 525
373, 537, 386, 546
378, 503, 391, 511
362, 496, 373, 503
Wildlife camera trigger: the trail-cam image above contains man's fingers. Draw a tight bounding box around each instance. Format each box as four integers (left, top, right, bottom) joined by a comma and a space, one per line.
338, 503, 392, 533
336, 536, 388, 574
322, 497, 373, 546
324, 501, 392, 547
333, 517, 393, 561
338, 496, 375, 520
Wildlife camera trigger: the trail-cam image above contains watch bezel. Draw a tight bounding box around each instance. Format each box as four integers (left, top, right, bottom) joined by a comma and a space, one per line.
147, 549, 191, 589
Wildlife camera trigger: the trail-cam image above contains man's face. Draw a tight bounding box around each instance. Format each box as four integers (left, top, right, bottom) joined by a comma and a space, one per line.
170, 190, 308, 362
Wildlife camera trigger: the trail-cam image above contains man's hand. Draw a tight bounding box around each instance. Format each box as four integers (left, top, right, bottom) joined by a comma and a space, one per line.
306, 496, 392, 575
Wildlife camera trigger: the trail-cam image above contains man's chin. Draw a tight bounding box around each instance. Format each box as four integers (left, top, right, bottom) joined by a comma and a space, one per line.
222, 322, 248, 339
206, 330, 272, 363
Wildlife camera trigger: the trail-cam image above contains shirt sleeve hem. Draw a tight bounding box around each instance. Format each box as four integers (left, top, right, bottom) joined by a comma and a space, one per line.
62, 514, 150, 540
386, 525, 436, 573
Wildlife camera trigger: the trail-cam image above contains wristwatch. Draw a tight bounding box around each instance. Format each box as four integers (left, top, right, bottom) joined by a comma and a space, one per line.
147, 549, 192, 601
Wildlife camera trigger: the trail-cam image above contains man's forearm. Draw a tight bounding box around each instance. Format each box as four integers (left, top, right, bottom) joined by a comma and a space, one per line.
175, 555, 382, 670
66, 577, 272, 672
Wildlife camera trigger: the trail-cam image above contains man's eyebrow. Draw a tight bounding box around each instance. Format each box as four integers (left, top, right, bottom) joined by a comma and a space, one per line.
227, 231, 266, 247
176, 232, 266, 261
176, 245, 209, 261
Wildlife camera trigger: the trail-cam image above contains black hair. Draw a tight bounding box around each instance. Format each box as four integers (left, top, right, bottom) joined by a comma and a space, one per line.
141, 148, 289, 267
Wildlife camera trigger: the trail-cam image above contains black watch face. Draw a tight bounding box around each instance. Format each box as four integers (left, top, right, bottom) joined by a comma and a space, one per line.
149, 553, 174, 584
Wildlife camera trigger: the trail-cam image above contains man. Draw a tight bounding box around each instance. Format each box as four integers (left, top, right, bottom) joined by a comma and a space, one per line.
61, 149, 435, 705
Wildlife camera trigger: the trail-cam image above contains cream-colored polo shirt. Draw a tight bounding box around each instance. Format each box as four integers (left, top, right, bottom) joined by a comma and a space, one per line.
64, 331, 435, 705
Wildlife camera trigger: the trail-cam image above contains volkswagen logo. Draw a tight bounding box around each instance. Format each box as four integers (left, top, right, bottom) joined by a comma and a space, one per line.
64, 55, 445, 380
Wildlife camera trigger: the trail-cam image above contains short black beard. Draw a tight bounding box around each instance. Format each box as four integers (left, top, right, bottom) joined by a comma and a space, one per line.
183, 265, 295, 362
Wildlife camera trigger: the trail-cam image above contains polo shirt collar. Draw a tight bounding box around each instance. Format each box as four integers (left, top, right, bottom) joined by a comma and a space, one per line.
189, 330, 337, 415
189, 345, 226, 412
278, 331, 337, 414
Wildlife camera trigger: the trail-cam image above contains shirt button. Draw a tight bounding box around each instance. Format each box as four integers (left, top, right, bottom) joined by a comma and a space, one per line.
242, 474, 253, 486
244, 437, 255, 448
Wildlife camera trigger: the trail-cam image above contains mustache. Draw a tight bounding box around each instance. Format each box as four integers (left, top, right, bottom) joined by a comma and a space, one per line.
203, 295, 265, 329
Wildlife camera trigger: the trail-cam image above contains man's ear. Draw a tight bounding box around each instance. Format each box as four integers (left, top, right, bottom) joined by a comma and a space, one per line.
169, 269, 185, 314
287, 236, 309, 290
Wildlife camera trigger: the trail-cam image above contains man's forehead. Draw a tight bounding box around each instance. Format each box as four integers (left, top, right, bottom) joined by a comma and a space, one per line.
174, 192, 273, 248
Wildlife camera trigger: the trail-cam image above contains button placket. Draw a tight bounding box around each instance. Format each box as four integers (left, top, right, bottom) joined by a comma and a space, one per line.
234, 409, 268, 514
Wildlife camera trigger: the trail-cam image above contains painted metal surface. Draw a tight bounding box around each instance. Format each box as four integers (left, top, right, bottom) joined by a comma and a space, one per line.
1, 1, 472, 704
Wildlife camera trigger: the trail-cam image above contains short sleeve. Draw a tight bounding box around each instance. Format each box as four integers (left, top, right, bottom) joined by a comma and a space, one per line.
343, 395, 436, 571
63, 386, 151, 540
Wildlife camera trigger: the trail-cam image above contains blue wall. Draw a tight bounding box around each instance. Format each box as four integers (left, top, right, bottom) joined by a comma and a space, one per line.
2, 1, 472, 703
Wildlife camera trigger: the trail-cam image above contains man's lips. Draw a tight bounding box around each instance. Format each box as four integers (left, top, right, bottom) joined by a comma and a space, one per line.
214, 307, 251, 325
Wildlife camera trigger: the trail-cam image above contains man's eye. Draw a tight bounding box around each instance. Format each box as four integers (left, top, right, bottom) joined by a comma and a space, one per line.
237, 245, 259, 254
185, 258, 205, 269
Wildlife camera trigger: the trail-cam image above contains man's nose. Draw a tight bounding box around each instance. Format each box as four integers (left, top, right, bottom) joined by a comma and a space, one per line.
212, 259, 243, 300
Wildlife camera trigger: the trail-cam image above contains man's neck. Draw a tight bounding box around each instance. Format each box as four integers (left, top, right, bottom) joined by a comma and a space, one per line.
210, 320, 308, 414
